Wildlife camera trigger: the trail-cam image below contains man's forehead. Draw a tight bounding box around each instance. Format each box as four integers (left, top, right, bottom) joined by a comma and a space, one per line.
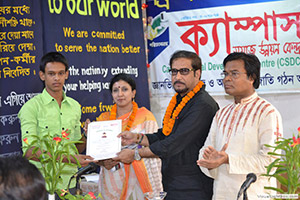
224, 60, 245, 70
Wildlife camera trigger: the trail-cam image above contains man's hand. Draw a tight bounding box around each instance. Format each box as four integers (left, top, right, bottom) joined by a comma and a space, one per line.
197, 144, 228, 170
118, 131, 137, 146
96, 159, 119, 170
113, 149, 135, 164
74, 154, 94, 167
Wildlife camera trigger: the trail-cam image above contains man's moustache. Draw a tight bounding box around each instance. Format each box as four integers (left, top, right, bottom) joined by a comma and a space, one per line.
174, 81, 185, 85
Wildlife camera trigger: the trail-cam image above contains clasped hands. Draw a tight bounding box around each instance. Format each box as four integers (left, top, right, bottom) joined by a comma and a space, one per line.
197, 144, 229, 170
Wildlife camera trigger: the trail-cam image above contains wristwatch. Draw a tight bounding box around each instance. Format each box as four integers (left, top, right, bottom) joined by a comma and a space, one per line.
134, 148, 141, 160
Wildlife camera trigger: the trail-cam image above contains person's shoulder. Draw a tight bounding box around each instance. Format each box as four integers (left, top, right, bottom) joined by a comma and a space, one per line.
96, 111, 110, 121
195, 89, 219, 108
65, 96, 80, 107
137, 107, 156, 120
20, 93, 43, 109
18, 93, 43, 116
256, 95, 280, 113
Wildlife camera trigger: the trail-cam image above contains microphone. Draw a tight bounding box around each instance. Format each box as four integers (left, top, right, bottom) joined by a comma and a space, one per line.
71, 162, 98, 179
237, 173, 257, 200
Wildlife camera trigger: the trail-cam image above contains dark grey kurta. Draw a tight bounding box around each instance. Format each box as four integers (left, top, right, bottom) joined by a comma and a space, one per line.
147, 86, 219, 200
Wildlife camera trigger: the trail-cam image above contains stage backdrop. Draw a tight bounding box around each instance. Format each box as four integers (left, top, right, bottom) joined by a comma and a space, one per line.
0, 0, 149, 156
146, 0, 300, 129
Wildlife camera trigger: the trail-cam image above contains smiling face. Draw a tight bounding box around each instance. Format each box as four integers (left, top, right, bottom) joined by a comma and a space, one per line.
111, 80, 136, 109
39, 62, 68, 95
223, 59, 255, 103
171, 58, 201, 96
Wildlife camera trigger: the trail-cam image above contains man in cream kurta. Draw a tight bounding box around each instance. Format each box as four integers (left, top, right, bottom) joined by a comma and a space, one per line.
197, 52, 283, 200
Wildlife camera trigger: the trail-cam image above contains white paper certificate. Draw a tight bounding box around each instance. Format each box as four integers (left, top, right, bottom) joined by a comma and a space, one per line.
86, 120, 122, 160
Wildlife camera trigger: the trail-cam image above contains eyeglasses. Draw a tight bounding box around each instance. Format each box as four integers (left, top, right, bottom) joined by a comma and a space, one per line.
169, 68, 195, 76
220, 71, 247, 79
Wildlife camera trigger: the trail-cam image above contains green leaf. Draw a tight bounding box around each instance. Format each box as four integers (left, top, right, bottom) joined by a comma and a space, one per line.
265, 158, 280, 174
264, 186, 284, 193
274, 174, 288, 186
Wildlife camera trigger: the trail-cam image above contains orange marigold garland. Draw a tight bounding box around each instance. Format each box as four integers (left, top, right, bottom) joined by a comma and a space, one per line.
109, 101, 138, 131
162, 81, 204, 136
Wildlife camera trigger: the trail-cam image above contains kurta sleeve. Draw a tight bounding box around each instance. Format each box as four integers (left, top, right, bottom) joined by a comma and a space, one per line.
227, 109, 283, 174
198, 116, 219, 179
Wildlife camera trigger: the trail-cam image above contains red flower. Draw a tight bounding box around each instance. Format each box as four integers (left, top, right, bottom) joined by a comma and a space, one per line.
60, 189, 67, 196
141, 3, 148, 9
291, 136, 300, 147
23, 138, 29, 145
88, 192, 96, 199
53, 137, 62, 144
61, 130, 70, 139
298, 127, 300, 134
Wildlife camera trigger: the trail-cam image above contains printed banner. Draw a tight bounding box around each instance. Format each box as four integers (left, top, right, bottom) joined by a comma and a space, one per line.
147, 0, 300, 96
0, 0, 149, 156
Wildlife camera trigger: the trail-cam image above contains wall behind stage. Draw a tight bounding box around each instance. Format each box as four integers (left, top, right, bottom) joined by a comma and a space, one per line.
0, 0, 149, 156
146, 0, 300, 138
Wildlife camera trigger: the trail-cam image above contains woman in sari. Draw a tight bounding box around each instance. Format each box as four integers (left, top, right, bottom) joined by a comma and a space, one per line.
95, 73, 162, 200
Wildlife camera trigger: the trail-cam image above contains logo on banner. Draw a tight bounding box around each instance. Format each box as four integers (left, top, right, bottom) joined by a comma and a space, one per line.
148, 11, 170, 63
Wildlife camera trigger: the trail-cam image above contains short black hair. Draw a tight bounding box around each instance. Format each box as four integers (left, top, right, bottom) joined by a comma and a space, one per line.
169, 50, 202, 72
0, 156, 47, 200
39, 52, 69, 72
109, 73, 136, 92
223, 52, 261, 89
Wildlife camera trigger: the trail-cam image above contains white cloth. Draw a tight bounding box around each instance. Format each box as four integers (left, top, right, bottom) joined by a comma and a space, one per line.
199, 92, 283, 200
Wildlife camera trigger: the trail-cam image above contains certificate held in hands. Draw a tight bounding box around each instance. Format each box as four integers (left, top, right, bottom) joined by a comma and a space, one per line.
86, 120, 122, 160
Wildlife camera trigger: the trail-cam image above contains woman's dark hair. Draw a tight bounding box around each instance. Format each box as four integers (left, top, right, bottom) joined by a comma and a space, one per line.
109, 73, 136, 92
223, 52, 261, 89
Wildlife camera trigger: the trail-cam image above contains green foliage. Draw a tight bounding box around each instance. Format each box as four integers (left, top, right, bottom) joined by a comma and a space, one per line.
58, 190, 102, 200
263, 131, 300, 194
22, 130, 82, 195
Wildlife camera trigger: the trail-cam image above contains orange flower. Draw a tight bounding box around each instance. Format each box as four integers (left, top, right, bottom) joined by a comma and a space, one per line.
88, 192, 96, 199
53, 137, 62, 144
23, 138, 29, 145
291, 136, 300, 147
162, 81, 204, 136
110, 101, 138, 131
61, 130, 70, 139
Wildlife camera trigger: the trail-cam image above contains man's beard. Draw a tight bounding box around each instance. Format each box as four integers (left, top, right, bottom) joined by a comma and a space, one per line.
173, 81, 188, 95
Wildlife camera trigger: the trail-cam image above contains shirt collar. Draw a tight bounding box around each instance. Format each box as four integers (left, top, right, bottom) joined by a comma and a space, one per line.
238, 92, 258, 105
41, 88, 67, 105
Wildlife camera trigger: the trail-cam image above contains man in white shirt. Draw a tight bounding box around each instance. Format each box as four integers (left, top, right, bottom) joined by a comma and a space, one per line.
197, 52, 283, 200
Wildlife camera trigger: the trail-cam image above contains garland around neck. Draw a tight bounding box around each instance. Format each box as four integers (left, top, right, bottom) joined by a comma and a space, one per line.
162, 81, 204, 136
109, 101, 138, 131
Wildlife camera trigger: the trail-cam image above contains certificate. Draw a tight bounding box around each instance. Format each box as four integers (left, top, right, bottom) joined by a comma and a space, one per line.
86, 120, 122, 160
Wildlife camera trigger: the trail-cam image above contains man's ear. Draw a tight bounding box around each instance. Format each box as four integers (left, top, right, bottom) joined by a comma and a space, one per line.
65, 70, 69, 79
195, 69, 201, 80
249, 74, 255, 85
39, 71, 45, 81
